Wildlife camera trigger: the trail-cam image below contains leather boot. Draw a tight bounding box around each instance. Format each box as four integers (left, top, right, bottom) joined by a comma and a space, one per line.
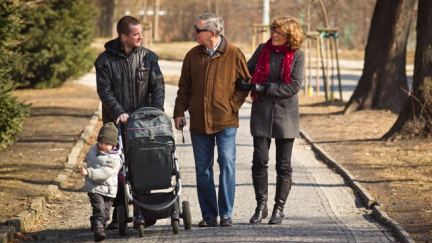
249, 174, 268, 224
269, 177, 291, 224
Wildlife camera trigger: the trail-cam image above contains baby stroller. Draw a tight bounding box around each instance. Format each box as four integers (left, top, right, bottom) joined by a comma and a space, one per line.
116, 107, 192, 237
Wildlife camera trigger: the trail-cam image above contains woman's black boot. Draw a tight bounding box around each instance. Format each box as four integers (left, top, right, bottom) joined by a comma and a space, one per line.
249, 174, 268, 224
250, 204, 268, 224
268, 205, 284, 224
268, 177, 291, 224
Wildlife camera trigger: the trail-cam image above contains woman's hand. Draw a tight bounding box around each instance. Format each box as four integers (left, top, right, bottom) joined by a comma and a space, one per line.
235, 78, 252, 91
251, 83, 270, 93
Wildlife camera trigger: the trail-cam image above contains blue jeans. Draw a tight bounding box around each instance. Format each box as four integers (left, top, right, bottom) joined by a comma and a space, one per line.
190, 128, 237, 220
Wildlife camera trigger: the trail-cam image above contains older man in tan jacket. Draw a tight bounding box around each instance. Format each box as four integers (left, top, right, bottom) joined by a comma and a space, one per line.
173, 12, 250, 227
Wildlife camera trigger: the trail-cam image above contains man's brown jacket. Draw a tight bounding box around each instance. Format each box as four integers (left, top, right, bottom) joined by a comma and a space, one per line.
174, 37, 250, 134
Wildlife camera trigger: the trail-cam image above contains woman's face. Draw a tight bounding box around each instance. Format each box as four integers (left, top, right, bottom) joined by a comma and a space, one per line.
271, 27, 288, 46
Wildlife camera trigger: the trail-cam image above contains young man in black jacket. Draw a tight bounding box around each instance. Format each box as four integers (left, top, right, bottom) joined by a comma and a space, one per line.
94, 15, 165, 230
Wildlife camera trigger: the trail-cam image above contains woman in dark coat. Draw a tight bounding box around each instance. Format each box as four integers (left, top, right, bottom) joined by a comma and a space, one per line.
247, 16, 305, 224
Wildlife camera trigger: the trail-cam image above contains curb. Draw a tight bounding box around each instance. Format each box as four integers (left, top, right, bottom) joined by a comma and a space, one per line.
300, 129, 415, 243
1, 108, 101, 243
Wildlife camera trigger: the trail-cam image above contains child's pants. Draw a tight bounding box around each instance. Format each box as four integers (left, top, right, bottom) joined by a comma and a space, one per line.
88, 193, 114, 228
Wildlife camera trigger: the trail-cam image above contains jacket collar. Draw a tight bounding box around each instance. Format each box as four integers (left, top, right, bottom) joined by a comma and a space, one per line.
200, 35, 227, 58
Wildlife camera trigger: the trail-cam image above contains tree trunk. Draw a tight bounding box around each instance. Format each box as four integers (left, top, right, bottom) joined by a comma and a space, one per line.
383, 0, 432, 140
343, 0, 416, 114
94, 0, 115, 37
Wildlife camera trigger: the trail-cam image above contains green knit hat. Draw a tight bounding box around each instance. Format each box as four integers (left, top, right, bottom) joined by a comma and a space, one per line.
97, 122, 118, 146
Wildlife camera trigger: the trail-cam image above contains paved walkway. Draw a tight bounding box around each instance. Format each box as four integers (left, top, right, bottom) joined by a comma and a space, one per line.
30, 73, 396, 242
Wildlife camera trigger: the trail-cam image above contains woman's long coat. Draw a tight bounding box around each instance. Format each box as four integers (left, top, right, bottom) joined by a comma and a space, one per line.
247, 44, 305, 138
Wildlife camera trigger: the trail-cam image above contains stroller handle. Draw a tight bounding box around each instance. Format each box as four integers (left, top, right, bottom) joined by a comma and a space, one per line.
117, 124, 125, 152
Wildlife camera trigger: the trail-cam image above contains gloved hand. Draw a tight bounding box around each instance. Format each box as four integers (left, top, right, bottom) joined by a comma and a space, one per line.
235, 78, 252, 91
251, 83, 269, 93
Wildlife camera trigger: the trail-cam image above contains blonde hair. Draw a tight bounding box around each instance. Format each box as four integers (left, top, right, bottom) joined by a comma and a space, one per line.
271, 16, 304, 50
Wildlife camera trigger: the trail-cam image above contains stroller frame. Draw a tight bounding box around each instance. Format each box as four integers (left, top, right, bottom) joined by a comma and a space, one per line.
115, 110, 192, 238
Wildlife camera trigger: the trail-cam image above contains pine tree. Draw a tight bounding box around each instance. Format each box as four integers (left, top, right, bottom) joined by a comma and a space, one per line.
16, 0, 96, 88
0, 0, 29, 150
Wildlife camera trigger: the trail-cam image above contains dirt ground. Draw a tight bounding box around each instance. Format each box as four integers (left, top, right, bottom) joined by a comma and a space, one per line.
0, 82, 99, 224
0, 83, 431, 242
299, 93, 432, 242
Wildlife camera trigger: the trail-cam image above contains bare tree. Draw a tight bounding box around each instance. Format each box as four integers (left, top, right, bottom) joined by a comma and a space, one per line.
92, 0, 379, 49
94, 0, 116, 37
382, 0, 432, 140
343, 0, 416, 114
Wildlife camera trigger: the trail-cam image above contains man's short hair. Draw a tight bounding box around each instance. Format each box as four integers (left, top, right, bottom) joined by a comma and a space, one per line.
196, 13, 224, 36
117, 15, 140, 36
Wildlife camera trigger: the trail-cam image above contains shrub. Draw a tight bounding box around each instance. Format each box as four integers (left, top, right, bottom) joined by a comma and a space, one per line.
0, 1, 29, 149
15, 0, 96, 88
0, 82, 29, 150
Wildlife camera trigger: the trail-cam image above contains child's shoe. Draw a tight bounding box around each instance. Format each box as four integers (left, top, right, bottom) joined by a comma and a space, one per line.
93, 225, 106, 242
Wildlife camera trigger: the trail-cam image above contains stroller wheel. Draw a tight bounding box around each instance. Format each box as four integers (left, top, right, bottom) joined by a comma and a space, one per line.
138, 224, 145, 237
171, 219, 179, 234
117, 205, 127, 236
182, 201, 192, 230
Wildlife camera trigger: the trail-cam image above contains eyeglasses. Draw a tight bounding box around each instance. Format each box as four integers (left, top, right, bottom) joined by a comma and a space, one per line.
270, 26, 288, 38
194, 25, 210, 34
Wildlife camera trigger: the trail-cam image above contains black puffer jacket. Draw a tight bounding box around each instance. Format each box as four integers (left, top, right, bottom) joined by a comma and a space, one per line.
95, 39, 165, 123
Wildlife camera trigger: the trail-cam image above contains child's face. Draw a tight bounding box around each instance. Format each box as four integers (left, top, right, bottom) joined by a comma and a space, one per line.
98, 142, 113, 152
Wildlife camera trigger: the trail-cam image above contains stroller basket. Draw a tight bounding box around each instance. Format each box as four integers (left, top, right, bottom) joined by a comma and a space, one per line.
126, 107, 175, 192
128, 136, 174, 192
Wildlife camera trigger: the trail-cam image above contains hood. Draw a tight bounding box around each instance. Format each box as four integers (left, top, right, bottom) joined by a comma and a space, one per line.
104, 38, 142, 58
104, 38, 124, 57
97, 146, 122, 156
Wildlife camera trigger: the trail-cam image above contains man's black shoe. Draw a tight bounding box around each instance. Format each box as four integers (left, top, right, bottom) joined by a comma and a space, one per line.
198, 218, 218, 227
220, 217, 233, 227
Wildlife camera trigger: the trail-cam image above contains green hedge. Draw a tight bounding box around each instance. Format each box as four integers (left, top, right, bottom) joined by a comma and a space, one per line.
0, 1, 29, 150
0, 82, 29, 150
0, 0, 95, 149
15, 0, 96, 88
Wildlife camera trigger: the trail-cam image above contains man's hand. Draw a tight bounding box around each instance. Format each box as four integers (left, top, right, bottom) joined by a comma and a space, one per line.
116, 113, 129, 124
174, 117, 186, 130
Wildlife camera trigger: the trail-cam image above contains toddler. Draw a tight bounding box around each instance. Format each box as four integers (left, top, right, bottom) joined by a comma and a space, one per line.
80, 122, 122, 242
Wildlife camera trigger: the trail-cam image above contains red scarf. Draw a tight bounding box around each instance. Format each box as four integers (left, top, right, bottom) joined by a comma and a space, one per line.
250, 39, 295, 98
